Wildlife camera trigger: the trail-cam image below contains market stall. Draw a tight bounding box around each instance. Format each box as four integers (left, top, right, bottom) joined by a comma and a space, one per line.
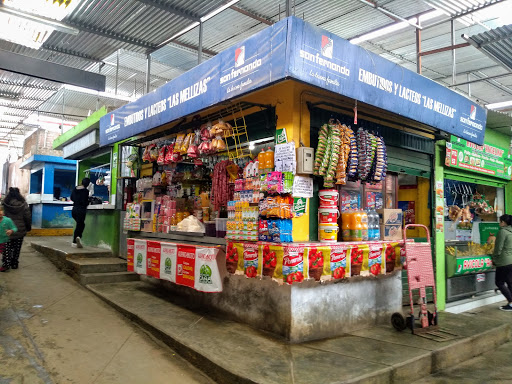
440, 132, 510, 302
22, 155, 76, 229
53, 107, 121, 255
100, 16, 487, 341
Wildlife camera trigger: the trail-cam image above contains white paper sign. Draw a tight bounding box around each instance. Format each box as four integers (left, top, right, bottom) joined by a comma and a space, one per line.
292, 175, 313, 198
274, 141, 296, 174
194, 247, 222, 293
134, 239, 147, 275
159, 242, 177, 282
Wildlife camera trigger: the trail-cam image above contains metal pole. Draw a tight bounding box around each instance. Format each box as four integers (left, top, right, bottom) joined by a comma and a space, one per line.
61, 91, 65, 134
145, 54, 151, 94
451, 20, 456, 85
285, 0, 292, 17
416, 22, 421, 74
115, 50, 119, 95
198, 21, 203, 65
467, 73, 471, 97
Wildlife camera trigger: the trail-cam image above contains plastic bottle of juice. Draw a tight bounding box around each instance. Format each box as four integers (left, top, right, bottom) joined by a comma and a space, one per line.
352, 211, 362, 241
264, 146, 274, 172
341, 211, 352, 241
361, 210, 369, 241
258, 149, 266, 174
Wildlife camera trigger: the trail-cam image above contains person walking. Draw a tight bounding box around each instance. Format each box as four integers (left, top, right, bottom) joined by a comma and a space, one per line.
0, 205, 18, 272
491, 214, 512, 311
2, 187, 31, 270
70, 178, 90, 248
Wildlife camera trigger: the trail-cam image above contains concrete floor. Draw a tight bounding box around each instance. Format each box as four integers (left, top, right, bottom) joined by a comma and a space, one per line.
0, 242, 214, 384
3, 239, 512, 384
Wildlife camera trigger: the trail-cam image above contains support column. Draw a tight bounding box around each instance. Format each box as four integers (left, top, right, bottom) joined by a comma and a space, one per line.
434, 142, 446, 310
115, 50, 119, 95
42, 164, 55, 201
198, 21, 203, 65
146, 54, 151, 94
416, 22, 422, 74
451, 20, 456, 85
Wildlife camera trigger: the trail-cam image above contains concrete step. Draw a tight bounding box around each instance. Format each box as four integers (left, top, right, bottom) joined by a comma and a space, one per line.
31, 239, 113, 272
87, 281, 511, 384
80, 272, 139, 285
68, 258, 128, 274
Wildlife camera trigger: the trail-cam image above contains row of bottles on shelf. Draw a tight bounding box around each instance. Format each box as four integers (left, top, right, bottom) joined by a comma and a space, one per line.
242, 147, 275, 178
340, 210, 380, 242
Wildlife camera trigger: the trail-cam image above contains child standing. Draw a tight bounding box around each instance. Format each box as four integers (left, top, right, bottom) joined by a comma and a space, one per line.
0, 206, 18, 272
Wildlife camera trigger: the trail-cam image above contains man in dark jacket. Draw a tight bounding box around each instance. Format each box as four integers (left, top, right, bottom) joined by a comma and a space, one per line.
2, 187, 31, 269
70, 178, 90, 248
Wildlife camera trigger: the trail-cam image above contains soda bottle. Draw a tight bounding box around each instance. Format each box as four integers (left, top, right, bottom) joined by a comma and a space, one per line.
264, 146, 274, 172
361, 210, 369, 241
341, 211, 352, 241
258, 149, 266, 174
372, 209, 381, 240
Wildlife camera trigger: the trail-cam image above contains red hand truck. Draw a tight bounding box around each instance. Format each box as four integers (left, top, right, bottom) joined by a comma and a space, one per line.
391, 224, 438, 334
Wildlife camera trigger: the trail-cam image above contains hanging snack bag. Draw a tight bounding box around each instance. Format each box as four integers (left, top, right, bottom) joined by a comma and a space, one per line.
157, 145, 167, 165
149, 145, 159, 162
142, 145, 152, 162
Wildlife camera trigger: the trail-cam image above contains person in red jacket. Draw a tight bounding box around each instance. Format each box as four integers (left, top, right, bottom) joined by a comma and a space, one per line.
70, 178, 90, 248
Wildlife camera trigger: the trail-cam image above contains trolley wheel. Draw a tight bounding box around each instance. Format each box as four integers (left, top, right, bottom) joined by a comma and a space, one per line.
391, 312, 407, 331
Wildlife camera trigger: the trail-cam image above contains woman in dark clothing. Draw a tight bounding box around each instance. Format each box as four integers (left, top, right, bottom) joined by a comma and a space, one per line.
71, 178, 90, 248
2, 187, 31, 269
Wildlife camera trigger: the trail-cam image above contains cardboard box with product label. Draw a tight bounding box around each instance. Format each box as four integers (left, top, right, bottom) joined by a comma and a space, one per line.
377, 209, 403, 240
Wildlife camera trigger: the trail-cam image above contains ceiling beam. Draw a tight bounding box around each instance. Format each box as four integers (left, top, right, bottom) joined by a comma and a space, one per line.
42, 44, 103, 63
230, 5, 273, 25
135, 0, 200, 21
168, 41, 217, 57
66, 20, 157, 50
0, 103, 87, 119
0, 50, 106, 92
358, 0, 422, 29
0, 79, 59, 92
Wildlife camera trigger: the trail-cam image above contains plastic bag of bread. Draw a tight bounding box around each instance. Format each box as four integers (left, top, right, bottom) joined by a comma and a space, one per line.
176, 215, 205, 233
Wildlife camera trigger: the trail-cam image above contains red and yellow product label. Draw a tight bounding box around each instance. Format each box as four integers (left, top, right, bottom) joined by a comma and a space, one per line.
366, 243, 384, 276
330, 244, 350, 280
243, 242, 259, 278
282, 246, 305, 284
127, 238, 134, 272
146, 241, 161, 278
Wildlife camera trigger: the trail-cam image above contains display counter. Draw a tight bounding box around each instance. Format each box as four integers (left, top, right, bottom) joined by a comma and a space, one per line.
126, 236, 404, 341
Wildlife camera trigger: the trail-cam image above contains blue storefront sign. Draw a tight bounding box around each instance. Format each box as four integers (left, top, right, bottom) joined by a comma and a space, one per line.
100, 17, 487, 147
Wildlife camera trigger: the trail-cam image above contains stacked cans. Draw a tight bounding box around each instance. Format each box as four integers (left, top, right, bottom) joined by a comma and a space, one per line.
318, 189, 339, 242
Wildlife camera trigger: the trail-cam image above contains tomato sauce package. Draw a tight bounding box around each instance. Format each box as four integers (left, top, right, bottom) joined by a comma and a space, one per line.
366, 243, 384, 276
243, 242, 259, 278
261, 243, 284, 280
350, 244, 366, 276
306, 246, 329, 281
383, 242, 396, 273
225, 241, 240, 274
330, 244, 350, 280
283, 245, 305, 285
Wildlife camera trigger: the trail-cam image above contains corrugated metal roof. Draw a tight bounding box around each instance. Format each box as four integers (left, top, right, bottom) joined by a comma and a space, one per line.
465, 23, 512, 71
0, 0, 511, 147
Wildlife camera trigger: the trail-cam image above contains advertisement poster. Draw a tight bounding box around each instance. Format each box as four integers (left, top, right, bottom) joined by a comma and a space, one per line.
398, 201, 416, 225
283, 245, 305, 284
445, 136, 512, 180
194, 247, 222, 292
146, 241, 161, 278
176, 245, 196, 288
435, 180, 444, 233
479, 222, 500, 245
133, 239, 147, 275
127, 238, 134, 272
159, 242, 177, 283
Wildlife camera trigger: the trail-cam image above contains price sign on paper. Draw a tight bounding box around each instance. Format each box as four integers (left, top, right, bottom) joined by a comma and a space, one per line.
292, 175, 313, 198
274, 141, 296, 174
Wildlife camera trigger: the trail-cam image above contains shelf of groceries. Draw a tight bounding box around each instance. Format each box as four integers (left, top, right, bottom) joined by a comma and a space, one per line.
123, 120, 407, 285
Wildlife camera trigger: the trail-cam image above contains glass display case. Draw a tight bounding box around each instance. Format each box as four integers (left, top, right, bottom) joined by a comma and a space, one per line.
445, 240, 495, 301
